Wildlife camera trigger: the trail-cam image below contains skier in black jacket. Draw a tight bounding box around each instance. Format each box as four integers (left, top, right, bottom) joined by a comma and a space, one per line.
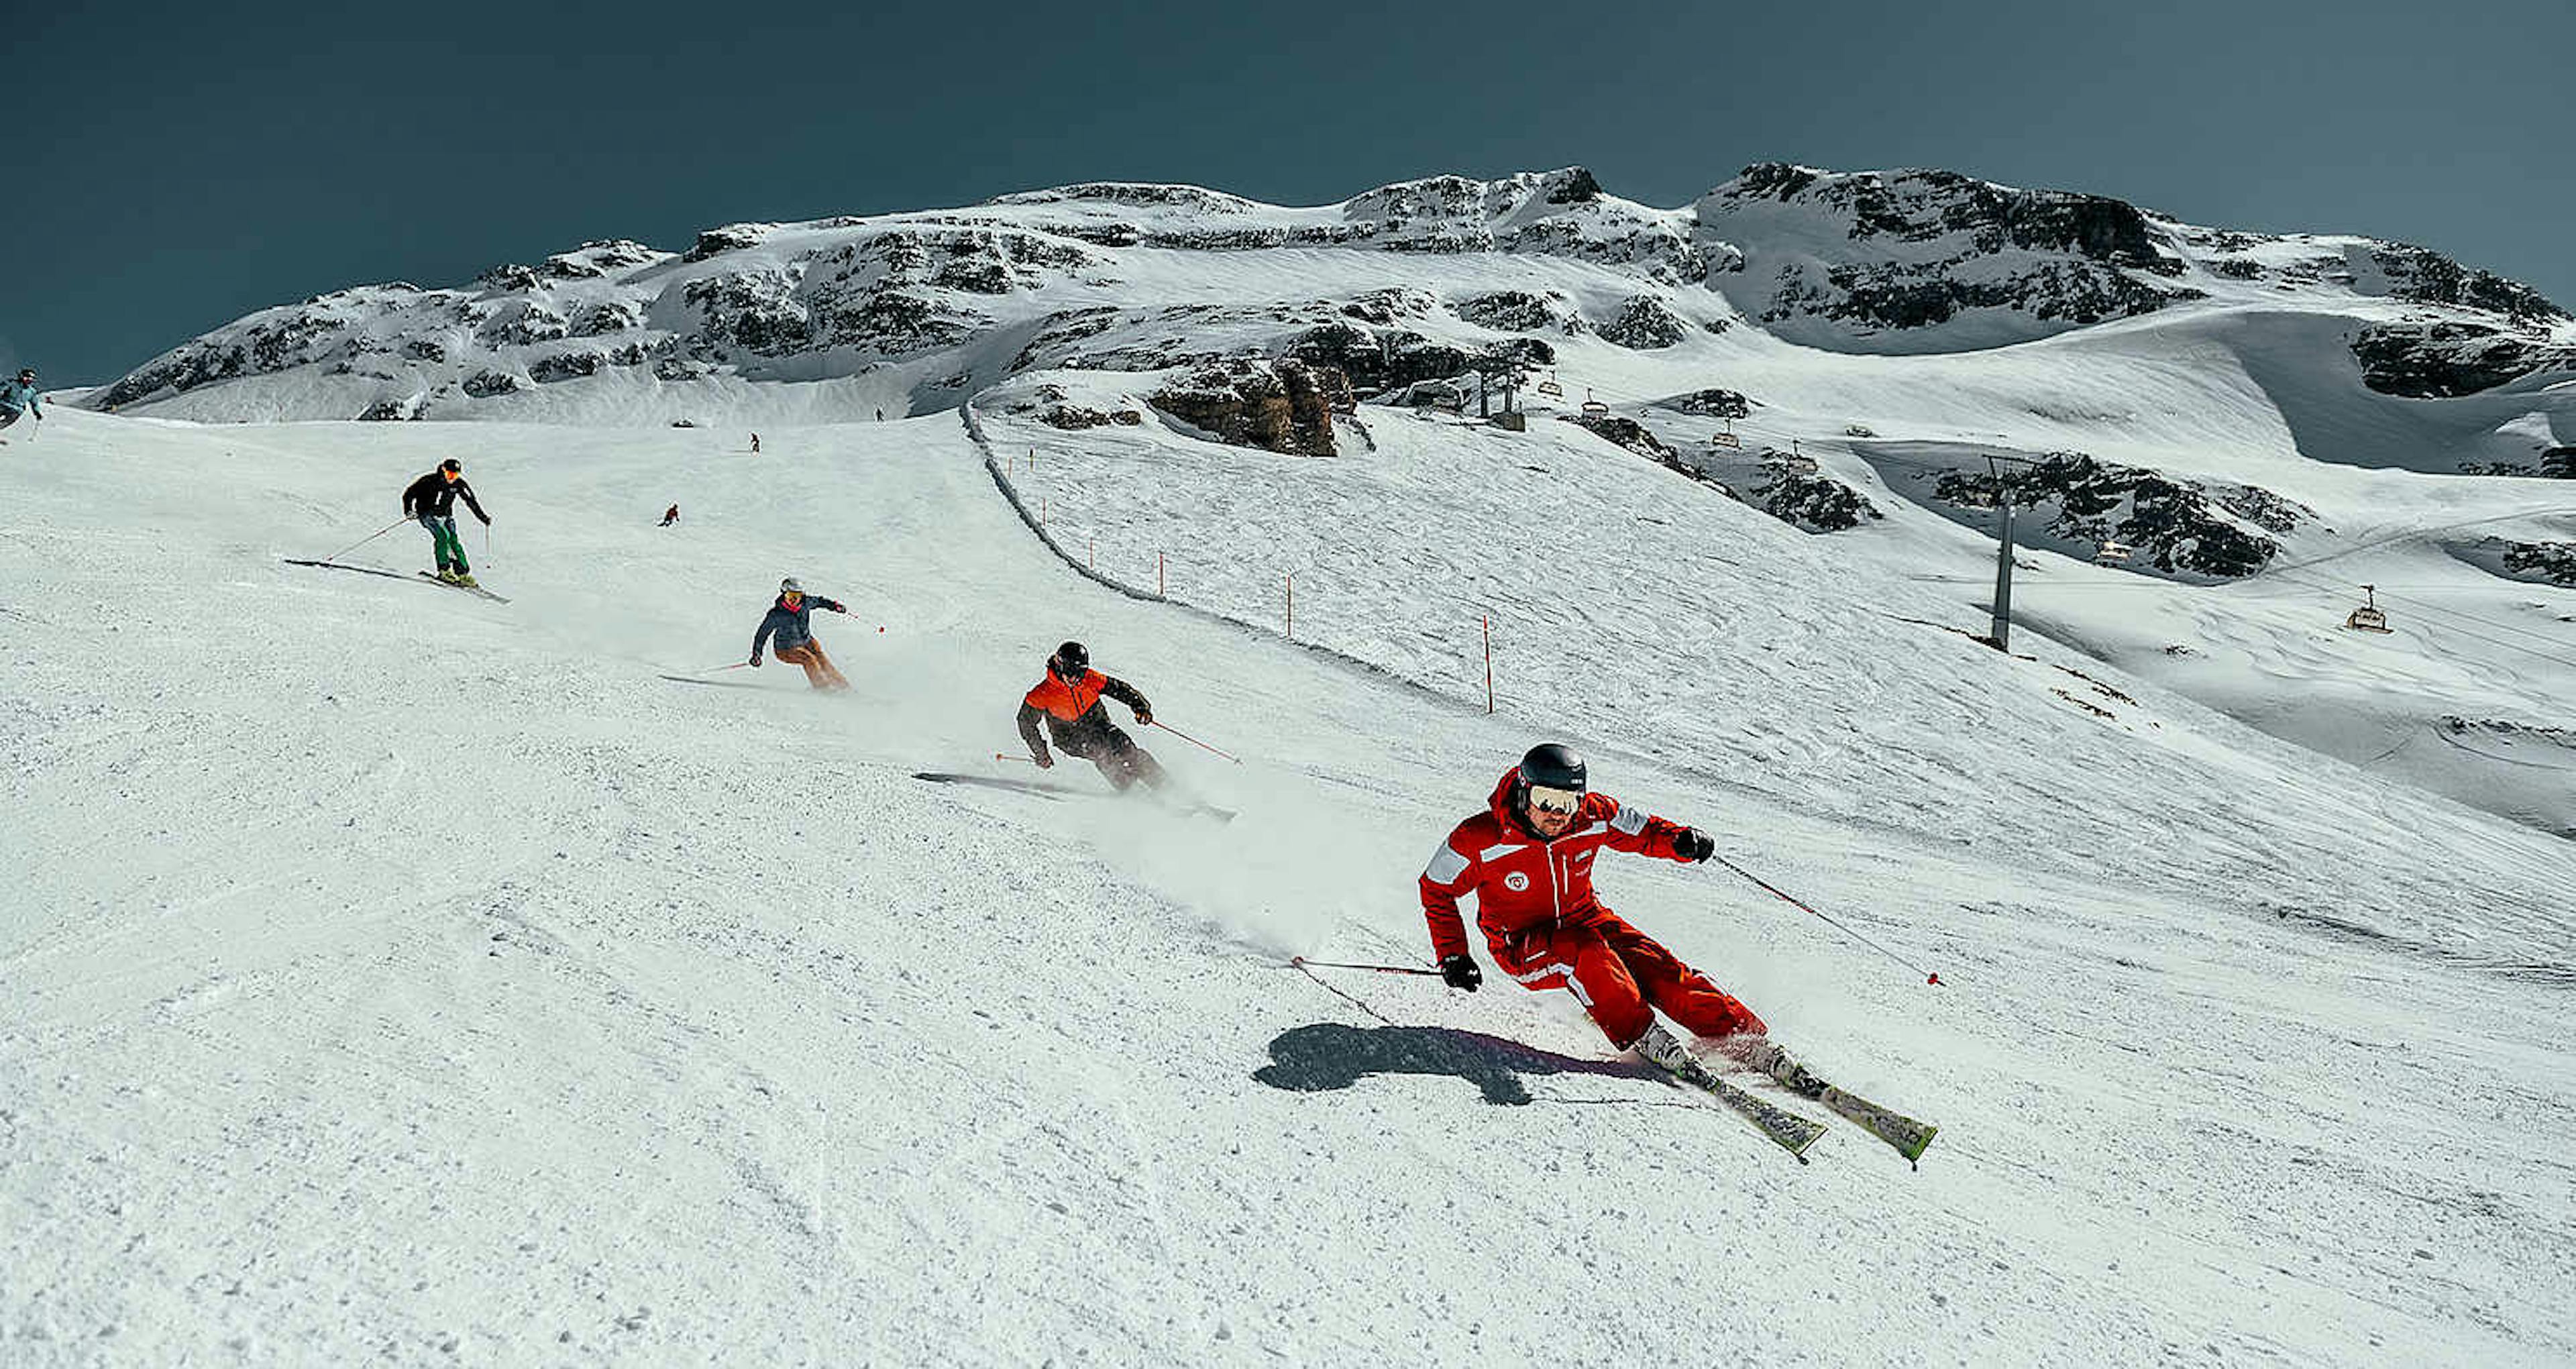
1015, 641, 1165, 791
400, 459, 492, 586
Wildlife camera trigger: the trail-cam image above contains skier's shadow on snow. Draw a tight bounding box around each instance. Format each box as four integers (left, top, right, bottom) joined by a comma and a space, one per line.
1256, 1022, 1645, 1106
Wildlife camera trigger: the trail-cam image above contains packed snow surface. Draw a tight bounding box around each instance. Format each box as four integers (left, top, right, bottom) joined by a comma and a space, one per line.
5, 402, 2573, 1365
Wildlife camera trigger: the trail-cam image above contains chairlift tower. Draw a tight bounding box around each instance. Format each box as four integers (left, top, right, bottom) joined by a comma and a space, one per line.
1983, 453, 2035, 651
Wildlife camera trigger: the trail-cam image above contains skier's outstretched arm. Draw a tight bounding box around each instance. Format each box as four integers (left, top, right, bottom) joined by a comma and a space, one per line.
1599, 800, 1713, 863
1099, 674, 1153, 724
458, 481, 492, 525
749, 614, 778, 664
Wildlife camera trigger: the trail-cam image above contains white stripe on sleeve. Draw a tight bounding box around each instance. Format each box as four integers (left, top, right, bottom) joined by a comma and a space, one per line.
1609, 802, 1648, 836
1423, 840, 1470, 886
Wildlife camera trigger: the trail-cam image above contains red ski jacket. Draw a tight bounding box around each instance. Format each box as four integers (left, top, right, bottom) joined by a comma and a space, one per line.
1420, 769, 1697, 971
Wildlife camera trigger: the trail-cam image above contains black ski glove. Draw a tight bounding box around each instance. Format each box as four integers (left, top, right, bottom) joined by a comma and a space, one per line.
748, 654, 762, 667
1439, 954, 1482, 992
1674, 828, 1715, 863
1134, 706, 1152, 726
1032, 750, 1054, 769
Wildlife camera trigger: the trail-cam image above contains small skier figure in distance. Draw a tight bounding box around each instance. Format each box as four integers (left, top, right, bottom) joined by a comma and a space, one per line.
660, 503, 681, 527
401, 458, 492, 586
1016, 641, 1165, 791
749, 578, 850, 690
750, 433, 761, 455
0, 367, 42, 441
1419, 744, 1771, 1074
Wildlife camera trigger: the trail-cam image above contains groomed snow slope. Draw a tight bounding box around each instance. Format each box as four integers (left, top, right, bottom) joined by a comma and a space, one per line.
5, 409, 2573, 1365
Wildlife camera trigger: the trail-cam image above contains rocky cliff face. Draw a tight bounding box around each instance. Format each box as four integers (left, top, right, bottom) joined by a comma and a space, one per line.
1695, 164, 2201, 349
1148, 359, 1346, 457
2350, 322, 2576, 398
1929, 452, 2312, 578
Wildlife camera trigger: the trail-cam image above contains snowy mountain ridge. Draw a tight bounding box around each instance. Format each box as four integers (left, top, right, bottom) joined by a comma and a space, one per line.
87, 162, 2573, 425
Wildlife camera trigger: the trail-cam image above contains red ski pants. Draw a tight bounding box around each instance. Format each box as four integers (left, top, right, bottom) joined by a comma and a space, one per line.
1503, 910, 1765, 1049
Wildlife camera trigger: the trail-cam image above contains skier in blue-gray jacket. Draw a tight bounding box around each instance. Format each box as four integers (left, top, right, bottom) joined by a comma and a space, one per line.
749, 578, 852, 690
0, 368, 41, 439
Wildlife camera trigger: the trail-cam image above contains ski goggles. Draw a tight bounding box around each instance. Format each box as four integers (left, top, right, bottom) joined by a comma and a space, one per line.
781, 591, 804, 605
1527, 785, 1584, 817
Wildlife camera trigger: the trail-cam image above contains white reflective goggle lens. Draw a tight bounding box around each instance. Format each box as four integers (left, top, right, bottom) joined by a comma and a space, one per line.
1528, 785, 1582, 816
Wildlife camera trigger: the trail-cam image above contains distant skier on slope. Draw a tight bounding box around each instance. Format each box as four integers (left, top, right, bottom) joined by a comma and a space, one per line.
750, 433, 761, 455
1015, 641, 1165, 791
660, 503, 681, 527
400, 458, 492, 586
0, 367, 42, 440
1420, 744, 1762, 1071
749, 578, 851, 690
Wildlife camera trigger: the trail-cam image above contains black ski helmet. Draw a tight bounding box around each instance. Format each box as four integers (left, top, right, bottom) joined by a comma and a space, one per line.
1515, 743, 1587, 810
1051, 640, 1089, 677
439, 458, 462, 474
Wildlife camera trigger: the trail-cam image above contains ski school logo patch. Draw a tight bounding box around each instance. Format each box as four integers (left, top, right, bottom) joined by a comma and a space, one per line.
1503, 873, 1530, 891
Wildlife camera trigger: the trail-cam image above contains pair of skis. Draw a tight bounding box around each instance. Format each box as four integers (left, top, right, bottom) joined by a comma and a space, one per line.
1646, 1040, 1937, 1167
1289, 956, 1932, 1166
282, 557, 511, 602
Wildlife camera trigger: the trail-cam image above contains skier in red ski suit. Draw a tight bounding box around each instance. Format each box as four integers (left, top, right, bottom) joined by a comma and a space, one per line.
1419, 744, 1764, 1056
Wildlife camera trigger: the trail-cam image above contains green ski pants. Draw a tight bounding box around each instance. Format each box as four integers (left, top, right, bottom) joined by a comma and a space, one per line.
419, 514, 469, 573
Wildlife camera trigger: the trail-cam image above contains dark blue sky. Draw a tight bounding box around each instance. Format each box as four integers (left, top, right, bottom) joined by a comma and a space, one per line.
6, 0, 2569, 383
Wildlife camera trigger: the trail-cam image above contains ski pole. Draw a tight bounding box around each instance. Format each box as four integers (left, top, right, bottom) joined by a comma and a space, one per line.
1150, 719, 1241, 765
1711, 854, 1945, 986
993, 751, 1040, 765
1287, 956, 1442, 977
321, 518, 409, 563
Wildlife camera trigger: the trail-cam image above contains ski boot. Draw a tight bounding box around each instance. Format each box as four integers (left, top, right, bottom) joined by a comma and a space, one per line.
435, 567, 464, 585
453, 571, 480, 588
1719, 1035, 1826, 1099
1631, 1022, 1695, 1073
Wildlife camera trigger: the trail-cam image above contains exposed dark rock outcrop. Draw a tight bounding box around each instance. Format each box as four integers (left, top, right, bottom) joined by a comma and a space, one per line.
461, 370, 523, 398
2500, 541, 2576, 586
1757, 466, 1881, 533
1454, 290, 1583, 335
1702, 164, 2200, 339
2369, 244, 2566, 323
1595, 295, 1690, 349
1566, 413, 1672, 459
2350, 322, 2576, 398
1660, 388, 1755, 419
1150, 358, 1346, 456
1284, 323, 1472, 398
1932, 451, 2309, 577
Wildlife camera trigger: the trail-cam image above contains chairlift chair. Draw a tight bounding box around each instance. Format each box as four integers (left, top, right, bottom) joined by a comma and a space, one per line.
1578, 387, 1611, 420
1535, 376, 1564, 399
2344, 584, 2392, 633
1707, 432, 1741, 449
2094, 538, 2135, 563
